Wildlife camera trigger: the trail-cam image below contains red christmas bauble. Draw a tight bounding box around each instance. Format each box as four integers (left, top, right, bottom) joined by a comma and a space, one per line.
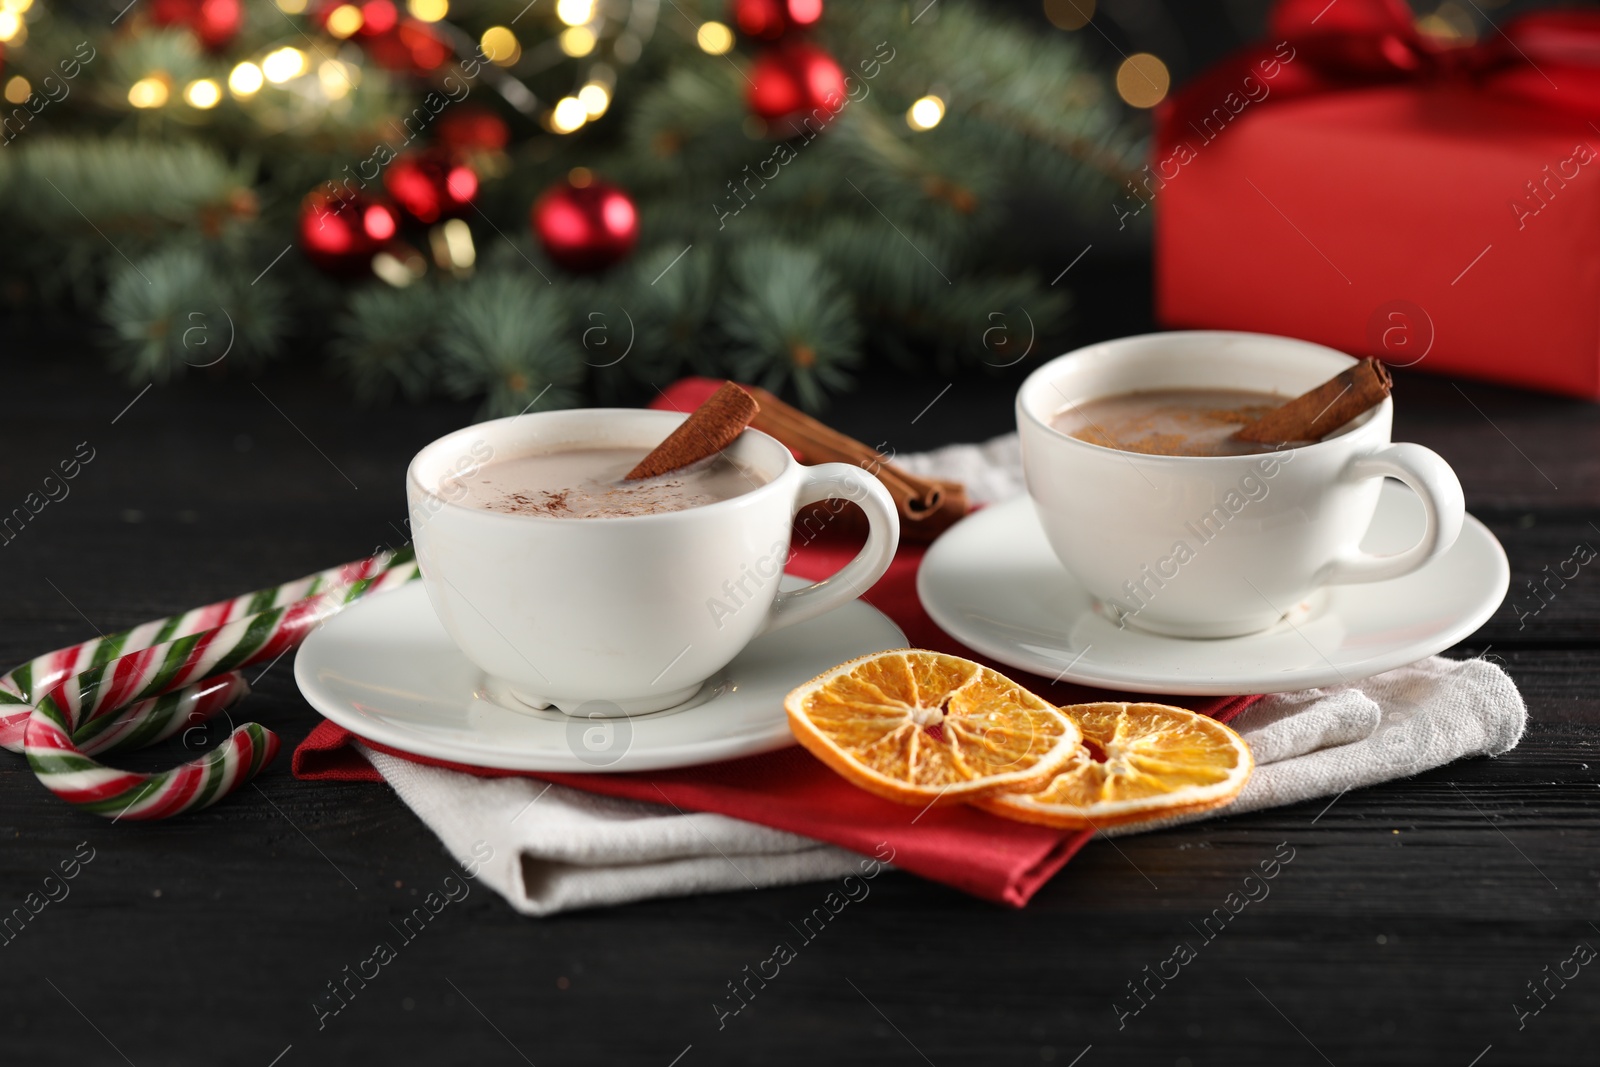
357, 0, 398, 35
437, 106, 511, 153
363, 18, 450, 73
384, 152, 478, 224
149, 0, 241, 49
733, 0, 823, 39
746, 41, 847, 124
531, 178, 638, 272
299, 190, 402, 274
194, 0, 241, 49
149, 0, 190, 24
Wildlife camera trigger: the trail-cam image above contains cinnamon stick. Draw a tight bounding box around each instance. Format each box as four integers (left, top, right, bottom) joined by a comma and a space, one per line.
1232, 358, 1393, 445
745, 386, 970, 542
625, 381, 759, 480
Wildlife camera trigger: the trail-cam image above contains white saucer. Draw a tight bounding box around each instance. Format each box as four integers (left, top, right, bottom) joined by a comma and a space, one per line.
916, 482, 1509, 695
293, 578, 906, 772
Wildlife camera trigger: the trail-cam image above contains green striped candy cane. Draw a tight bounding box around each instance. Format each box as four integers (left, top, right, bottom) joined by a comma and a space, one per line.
0, 547, 419, 820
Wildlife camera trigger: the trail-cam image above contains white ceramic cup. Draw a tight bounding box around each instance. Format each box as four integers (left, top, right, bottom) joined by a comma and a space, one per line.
1016, 331, 1465, 639
406, 409, 900, 714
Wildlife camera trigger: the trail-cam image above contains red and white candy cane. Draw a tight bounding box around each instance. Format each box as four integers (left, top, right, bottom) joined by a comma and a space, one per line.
0, 547, 419, 820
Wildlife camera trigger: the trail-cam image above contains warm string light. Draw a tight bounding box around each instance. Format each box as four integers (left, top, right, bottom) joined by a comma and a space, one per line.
3, 76, 30, 104
1042, 0, 1094, 31
560, 25, 596, 56
480, 26, 520, 66
907, 94, 945, 131
183, 79, 222, 109
1115, 53, 1169, 108
556, 0, 595, 26
263, 47, 309, 84
696, 21, 733, 55
550, 96, 588, 133
1, 0, 34, 14
229, 62, 264, 96
319, 60, 353, 99
325, 3, 363, 37
434, 218, 476, 271
0, 10, 22, 42
372, 248, 426, 287
578, 81, 609, 118
1416, 1, 1477, 43
406, 0, 447, 21
128, 75, 170, 109
197, 0, 649, 140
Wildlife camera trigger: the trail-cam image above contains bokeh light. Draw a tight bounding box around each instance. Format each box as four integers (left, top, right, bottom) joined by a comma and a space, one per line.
696, 21, 734, 55
1115, 53, 1169, 109
480, 26, 520, 66
407, 0, 447, 21
128, 76, 170, 109
320, 61, 352, 99
560, 26, 596, 57
183, 79, 222, 109
578, 82, 610, 118
325, 4, 363, 37
229, 62, 264, 96
551, 97, 588, 133
263, 47, 309, 84
556, 0, 594, 26
907, 94, 945, 131
1043, 0, 1094, 30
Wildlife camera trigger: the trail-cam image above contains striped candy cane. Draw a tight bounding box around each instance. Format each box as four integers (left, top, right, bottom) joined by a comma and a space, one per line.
0, 548, 419, 820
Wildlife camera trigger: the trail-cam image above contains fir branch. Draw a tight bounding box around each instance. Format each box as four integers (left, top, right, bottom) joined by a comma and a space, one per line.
721, 240, 861, 410
11, 0, 1139, 411
331, 282, 442, 403
436, 272, 585, 416
0, 137, 253, 237
104, 242, 289, 383
599, 241, 722, 394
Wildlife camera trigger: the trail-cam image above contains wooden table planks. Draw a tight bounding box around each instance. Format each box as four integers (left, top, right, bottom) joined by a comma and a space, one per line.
0, 331, 1595, 1067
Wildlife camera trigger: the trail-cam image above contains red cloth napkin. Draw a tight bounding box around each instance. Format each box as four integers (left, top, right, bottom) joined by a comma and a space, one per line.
294, 379, 1260, 906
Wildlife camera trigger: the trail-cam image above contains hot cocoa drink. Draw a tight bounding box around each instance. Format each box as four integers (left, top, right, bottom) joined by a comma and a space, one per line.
443, 447, 763, 518
1050, 389, 1299, 457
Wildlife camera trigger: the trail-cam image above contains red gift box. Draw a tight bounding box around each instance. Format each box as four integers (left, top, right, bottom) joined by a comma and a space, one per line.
1153, 0, 1600, 399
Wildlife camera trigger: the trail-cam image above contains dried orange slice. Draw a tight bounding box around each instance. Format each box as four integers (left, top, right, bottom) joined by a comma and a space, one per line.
975, 702, 1253, 830
784, 650, 1082, 806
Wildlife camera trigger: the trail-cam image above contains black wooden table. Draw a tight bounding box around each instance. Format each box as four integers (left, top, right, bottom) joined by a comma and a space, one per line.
1, 309, 1596, 1067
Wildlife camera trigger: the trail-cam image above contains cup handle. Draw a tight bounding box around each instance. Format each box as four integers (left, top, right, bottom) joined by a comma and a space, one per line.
761, 463, 901, 635
1322, 442, 1465, 585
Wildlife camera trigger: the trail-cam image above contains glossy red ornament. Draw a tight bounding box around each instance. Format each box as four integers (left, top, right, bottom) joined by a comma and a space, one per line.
733, 0, 823, 40
363, 18, 451, 73
746, 41, 847, 124
148, 0, 241, 50
357, 0, 398, 35
437, 106, 511, 153
299, 190, 402, 274
384, 152, 478, 224
531, 178, 639, 272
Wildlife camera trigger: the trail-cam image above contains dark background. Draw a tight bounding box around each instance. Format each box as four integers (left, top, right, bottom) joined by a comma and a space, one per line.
4, 2, 1600, 1066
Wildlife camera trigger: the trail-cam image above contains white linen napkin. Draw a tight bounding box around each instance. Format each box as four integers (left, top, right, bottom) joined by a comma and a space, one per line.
357, 433, 1524, 913
359, 745, 866, 916
1104, 653, 1526, 837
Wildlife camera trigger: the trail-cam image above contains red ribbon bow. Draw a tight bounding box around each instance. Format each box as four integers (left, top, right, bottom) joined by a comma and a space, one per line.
1159, 0, 1600, 149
